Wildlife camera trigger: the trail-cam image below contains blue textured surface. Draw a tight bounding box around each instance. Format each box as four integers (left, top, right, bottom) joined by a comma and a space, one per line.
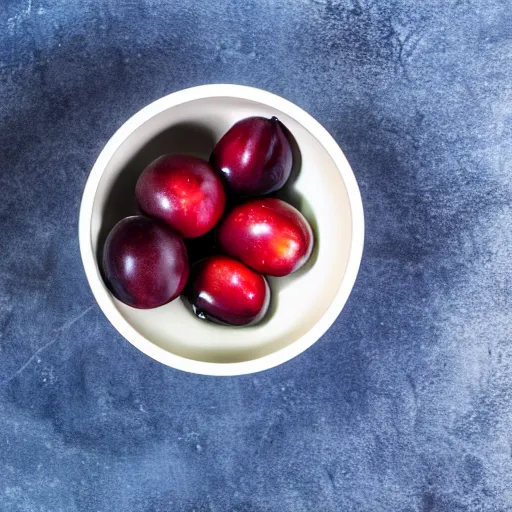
1, 1, 512, 510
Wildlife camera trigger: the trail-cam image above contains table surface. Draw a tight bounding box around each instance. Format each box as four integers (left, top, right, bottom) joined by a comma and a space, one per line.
1, 1, 512, 511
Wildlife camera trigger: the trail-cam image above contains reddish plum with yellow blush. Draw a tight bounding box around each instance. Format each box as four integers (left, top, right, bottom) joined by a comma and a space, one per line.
185, 255, 270, 326
136, 154, 226, 238
218, 198, 314, 277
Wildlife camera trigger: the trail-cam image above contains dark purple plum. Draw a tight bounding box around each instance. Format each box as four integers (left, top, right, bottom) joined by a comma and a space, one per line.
210, 116, 292, 196
102, 215, 189, 309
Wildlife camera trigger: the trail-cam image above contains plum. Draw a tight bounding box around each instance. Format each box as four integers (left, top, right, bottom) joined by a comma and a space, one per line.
210, 116, 292, 196
185, 255, 270, 326
218, 198, 313, 277
102, 215, 189, 309
136, 154, 226, 238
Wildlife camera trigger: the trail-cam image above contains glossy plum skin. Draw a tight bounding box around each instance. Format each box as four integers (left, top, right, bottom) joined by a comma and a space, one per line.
210, 116, 293, 196
136, 154, 226, 238
218, 198, 314, 277
185, 255, 270, 326
102, 216, 189, 309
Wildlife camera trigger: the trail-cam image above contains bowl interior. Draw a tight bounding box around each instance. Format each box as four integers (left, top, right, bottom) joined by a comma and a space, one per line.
90, 96, 353, 364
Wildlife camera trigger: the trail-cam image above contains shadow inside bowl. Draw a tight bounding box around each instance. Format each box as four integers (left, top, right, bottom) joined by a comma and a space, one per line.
274, 125, 320, 290
259, 127, 320, 324
280, 119, 302, 192
95, 122, 217, 266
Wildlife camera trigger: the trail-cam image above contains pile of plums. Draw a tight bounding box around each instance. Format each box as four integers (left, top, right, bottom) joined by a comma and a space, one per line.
102, 116, 314, 326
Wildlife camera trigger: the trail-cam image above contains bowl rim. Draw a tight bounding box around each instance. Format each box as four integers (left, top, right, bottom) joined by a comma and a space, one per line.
79, 84, 364, 376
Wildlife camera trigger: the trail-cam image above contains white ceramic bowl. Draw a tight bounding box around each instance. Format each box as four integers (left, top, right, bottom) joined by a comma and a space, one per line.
79, 84, 364, 376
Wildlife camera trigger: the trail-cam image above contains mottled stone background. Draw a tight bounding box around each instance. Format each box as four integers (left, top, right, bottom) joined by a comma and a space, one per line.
1, 0, 512, 510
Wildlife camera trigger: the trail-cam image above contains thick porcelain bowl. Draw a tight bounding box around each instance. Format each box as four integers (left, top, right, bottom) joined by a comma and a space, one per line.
79, 84, 364, 376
